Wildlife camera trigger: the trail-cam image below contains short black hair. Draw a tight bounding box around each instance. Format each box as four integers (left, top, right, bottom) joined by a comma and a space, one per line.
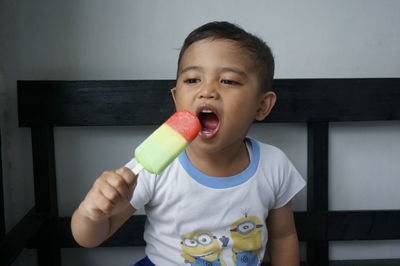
177, 21, 274, 90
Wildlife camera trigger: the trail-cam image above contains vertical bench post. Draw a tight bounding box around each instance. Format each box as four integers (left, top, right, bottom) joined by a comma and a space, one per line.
0, 129, 5, 239
306, 121, 329, 265
31, 126, 61, 266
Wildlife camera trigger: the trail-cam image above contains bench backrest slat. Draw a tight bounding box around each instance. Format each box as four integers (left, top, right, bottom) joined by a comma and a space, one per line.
18, 79, 400, 127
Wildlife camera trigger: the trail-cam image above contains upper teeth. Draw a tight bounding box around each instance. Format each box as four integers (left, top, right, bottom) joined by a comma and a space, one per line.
201, 109, 213, 113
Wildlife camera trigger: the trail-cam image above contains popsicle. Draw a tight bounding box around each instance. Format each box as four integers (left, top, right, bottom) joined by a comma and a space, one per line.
131, 110, 200, 175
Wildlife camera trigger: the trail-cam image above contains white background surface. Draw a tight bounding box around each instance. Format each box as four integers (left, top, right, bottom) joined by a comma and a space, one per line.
1, 0, 400, 265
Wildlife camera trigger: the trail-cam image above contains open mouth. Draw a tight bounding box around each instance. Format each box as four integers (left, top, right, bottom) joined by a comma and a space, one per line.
197, 106, 220, 139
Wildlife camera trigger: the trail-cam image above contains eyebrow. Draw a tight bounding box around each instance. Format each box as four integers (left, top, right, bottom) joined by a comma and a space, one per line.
220, 67, 247, 77
180, 66, 203, 75
180, 66, 247, 77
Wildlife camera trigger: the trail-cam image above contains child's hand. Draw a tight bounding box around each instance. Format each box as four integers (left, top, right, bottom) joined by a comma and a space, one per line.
79, 167, 137, 222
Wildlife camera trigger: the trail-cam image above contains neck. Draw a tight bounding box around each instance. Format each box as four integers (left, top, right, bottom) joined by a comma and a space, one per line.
185, 139, 250, 177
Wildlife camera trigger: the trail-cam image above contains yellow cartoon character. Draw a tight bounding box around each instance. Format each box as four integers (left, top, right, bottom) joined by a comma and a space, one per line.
230, 215, 264, 265
180, 230, 228, 266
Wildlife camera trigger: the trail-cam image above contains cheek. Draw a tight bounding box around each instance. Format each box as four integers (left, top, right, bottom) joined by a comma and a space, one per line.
229, 95, 259, 115
175, 98, 190, 110
174, 88, 199, 109
173, 92, 186, 108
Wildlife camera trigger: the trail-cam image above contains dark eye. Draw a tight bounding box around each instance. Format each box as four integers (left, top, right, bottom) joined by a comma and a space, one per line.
221, 80, 239, 85
185, 79, 200, 84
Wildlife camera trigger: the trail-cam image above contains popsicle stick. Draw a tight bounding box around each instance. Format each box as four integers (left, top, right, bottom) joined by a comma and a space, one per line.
130, 163, 144, 176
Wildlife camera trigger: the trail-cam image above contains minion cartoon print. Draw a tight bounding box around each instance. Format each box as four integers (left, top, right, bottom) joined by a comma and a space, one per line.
180, 230, 229, 266
230, 214, 264, 266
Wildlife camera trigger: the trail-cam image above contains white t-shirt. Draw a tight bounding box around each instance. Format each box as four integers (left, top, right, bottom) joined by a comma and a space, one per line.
126, 137, 306, 266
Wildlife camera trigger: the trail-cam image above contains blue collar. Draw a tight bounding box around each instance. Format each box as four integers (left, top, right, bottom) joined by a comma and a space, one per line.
178, 137, 260, 189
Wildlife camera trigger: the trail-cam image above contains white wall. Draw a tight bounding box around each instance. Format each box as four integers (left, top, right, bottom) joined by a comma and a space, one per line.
1, 0, 400, 265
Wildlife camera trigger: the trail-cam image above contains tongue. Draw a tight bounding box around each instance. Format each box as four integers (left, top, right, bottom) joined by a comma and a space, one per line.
200, 113, 219, 131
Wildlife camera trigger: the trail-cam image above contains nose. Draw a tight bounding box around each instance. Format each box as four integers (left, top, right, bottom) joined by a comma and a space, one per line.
199, 81, 218, 99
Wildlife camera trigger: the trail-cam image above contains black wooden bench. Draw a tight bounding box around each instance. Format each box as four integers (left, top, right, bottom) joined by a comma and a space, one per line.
0, 79, 399, 265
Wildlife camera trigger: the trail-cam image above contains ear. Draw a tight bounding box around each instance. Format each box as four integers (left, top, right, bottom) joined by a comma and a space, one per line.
171, 87, 177, 105
255, 91, 277, 121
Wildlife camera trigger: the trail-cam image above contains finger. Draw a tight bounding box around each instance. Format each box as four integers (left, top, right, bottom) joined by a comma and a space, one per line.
100, 182, 122, 204
115, 167, 137, 186
81, 198, 108, 221
106, 174, 131, 200
94, 192, 114, 215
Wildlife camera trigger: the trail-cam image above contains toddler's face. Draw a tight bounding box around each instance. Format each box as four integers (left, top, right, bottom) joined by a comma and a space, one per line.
172, 38, 273, 152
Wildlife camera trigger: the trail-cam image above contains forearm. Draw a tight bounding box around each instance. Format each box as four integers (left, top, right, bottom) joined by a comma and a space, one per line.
268, 233, 300, 266
71, 203, 110, 248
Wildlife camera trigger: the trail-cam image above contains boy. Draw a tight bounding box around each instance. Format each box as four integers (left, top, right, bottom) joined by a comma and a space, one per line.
71, 21, 305, 266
